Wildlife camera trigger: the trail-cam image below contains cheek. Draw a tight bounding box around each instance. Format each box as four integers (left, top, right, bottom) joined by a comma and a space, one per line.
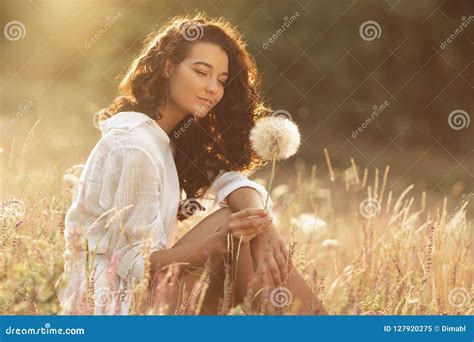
169, 74, 198, 103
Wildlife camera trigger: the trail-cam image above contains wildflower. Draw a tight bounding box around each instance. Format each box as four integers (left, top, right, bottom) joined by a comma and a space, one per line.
63, 174, 79, 189
62, 164, 85, 191
290, 213, 327, 234
321, 239, 338, 248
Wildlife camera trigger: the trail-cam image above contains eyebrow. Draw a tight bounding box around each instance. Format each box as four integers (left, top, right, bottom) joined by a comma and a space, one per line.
192, 61, 228, 77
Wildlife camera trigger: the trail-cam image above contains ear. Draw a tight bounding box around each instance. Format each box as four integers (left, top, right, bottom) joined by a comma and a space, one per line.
163, 59, 174, 79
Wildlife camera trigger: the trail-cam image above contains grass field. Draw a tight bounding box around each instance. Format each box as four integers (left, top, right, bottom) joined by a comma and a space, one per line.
0, 120, 472, 315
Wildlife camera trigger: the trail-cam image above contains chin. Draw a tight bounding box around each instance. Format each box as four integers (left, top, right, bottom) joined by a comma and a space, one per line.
191, 104, 210, 118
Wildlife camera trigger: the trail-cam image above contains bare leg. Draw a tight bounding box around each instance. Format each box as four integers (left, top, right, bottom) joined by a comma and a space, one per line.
157, 208, 233, 315
153, 207, 326, 315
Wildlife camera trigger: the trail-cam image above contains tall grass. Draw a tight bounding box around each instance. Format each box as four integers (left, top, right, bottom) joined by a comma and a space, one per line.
0, 132, 472, 315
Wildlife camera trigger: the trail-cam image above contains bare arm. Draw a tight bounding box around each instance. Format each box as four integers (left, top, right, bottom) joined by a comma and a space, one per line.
226, 186, 267, 211
226, 187, 288, 286
148, 204, 271, 280
149, 231, 226, 280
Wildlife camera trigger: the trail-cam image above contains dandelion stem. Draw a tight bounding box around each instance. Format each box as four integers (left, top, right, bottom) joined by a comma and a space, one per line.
264, 152, 277, 210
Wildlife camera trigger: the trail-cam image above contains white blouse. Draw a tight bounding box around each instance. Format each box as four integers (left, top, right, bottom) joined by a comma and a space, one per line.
55, 111, 272, 314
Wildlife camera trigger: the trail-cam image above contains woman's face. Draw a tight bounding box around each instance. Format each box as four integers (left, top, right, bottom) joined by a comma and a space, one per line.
167, 41, 229, 119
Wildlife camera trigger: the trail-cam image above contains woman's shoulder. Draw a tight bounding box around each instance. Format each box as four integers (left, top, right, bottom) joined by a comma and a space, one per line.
94, 131, 159, 165
98, 112, 167, 154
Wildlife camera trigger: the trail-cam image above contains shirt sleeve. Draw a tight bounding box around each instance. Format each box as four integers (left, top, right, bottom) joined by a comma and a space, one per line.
206, 170, 273, 211
99, 147, 167, 283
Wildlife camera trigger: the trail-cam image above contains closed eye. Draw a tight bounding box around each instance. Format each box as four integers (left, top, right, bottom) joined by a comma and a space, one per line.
196, 69, 227, 86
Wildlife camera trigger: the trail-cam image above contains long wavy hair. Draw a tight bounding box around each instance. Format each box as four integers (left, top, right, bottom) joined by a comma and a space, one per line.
99, 14, 270, 220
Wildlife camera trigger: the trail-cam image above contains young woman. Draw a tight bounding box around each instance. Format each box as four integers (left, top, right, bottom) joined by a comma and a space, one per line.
55, 14, 326, 315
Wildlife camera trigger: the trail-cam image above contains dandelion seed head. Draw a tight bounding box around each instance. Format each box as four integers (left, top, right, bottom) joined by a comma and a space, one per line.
250, 117, 301, 161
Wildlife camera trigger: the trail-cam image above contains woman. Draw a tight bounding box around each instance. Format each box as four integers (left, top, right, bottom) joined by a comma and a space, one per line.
56, 14, 326, 315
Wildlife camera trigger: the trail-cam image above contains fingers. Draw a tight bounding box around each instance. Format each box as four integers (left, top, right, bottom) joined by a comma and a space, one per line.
240, 215, 272, 230
232, 207, 268, 219
267, 257, 282, 286
262, 268, 275, 289
229, 216, 272, 241
274, 250, 288, 282
279, 239, 289, 260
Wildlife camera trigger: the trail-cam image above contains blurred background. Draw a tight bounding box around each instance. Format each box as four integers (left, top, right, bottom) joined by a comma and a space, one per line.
1, 0, 473, 210
0, 0, 473, 316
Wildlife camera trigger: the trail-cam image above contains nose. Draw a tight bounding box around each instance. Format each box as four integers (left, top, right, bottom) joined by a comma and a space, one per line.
205, 78, 219, 95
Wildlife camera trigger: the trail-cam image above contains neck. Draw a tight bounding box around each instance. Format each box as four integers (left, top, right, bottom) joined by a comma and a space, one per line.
155, 100, 188, 136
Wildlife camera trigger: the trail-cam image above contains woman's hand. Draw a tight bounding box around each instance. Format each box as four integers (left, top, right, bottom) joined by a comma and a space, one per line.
218, 208, 273, 244
250, 226, 290, 287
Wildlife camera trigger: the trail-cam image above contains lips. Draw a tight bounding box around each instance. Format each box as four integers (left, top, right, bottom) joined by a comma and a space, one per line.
197, 97, 213, 107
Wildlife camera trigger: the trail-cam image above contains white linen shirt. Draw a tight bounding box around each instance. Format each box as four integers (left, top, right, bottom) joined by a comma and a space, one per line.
55, 111, 272, 314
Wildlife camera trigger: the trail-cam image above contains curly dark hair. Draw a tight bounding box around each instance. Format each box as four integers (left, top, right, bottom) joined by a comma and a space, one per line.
99, 13, 270, 220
